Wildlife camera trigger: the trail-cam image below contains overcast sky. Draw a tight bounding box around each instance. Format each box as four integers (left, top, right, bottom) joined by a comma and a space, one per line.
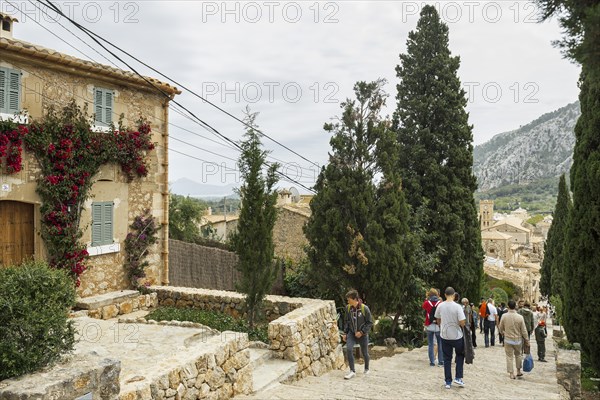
3, 0, 581, 190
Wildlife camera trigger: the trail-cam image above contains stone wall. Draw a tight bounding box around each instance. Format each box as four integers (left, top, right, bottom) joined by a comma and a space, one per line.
555, 348, 582, 400
118, 332, 252, 400
273, 207, 309, 263
150, 286, 345, 380
74, 290, 158, 320
0, 353, 120, 400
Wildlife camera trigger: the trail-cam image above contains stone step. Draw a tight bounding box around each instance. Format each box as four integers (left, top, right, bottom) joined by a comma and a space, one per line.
252, 357, 297, 394
75, 290, 139, 310
117, 309, 150, 322
249, 348, 272, 369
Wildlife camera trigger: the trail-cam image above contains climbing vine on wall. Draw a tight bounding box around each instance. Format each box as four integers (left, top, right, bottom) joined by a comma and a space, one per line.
0, 102, 155, 286
124, 209, 160, 289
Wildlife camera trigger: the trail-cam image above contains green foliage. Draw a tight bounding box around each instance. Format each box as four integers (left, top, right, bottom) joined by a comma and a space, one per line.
484, 276, 522, 300
229, 110, 279, 328
0, 260, 76, 380
304, 79, 414, 315
145, 306, 268, 343
562, 73, 600, 371
393, 5, 483, 301
283, 258, 332, 300
124, 210, 160, 289
169, 193, 205, 242
540, 175, 571, 297
483, 287, 508, 305
550, 295, 564, 326
526, 215, 544, 225
474, 177, 559, 214
370, 317, 423, 348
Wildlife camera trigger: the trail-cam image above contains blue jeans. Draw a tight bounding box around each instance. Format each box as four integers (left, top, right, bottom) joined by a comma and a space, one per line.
484, 319, 496, 346
441, 337, 465, 384
427, 329, 443, 365
346, 332, 369, 372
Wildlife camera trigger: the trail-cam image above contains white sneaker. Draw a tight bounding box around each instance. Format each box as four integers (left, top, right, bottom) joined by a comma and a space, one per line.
364, 369, 370, 375
344, 371, 356, 379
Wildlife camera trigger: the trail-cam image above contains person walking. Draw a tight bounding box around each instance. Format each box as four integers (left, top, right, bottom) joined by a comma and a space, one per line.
518, 301, 535, 337
478, 298, 487, 333
422, 288, 443, 366
535, 320, 548, 362
497, 302, 508, 346
470, 303, 478, 348
342, 289, 373, 379
435, 287, 466, 389
484, 298, 499, 347
498, 300, 529, 379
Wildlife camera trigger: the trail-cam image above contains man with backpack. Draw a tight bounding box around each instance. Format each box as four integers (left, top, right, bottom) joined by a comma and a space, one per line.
422, 288, 443, 366
435, 287, 466, 389
342, 289, 373, 379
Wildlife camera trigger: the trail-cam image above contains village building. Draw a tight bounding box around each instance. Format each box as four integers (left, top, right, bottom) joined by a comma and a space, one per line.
0, 14, 179, 296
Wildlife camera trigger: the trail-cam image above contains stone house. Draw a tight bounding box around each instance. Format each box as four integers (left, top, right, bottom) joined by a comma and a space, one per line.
482, 218, 531, 245
0, 15, 179, 296
272, 189, 311, 263
481, 230, 512, 261
199, 212, 239, 241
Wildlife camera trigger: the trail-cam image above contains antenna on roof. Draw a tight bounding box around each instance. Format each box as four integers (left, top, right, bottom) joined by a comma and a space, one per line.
289, 187, 300, 203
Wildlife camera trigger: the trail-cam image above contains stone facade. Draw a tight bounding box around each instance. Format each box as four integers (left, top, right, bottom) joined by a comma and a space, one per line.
150, 286, 345, 380
118, 332, 252, 400
74, 290, 159, 320
273, 205, 310, 263
0, 353, 121, 400
0, 33, 178, 296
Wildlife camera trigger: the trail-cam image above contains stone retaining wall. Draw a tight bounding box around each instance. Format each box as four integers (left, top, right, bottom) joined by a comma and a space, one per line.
0, 353, 120, 400
555, 347, 582, 400
150, 286, 345, 380
76, 291, 158, 320
119, 332, 252, 400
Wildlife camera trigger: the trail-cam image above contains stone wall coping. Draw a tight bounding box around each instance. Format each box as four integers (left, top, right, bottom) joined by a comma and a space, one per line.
0, 353, 120, 397
75, 290, 139, 310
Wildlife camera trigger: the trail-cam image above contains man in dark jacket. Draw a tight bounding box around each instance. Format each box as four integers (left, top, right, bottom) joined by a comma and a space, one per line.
518, 301, 535, 337
342, 289, 373, 379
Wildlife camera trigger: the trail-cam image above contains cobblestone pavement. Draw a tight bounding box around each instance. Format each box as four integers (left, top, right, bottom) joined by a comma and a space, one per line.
242, 324, 560, 400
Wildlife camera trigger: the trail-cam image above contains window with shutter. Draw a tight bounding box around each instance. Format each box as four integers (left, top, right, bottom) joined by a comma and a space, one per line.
91, 201, 114, 246
0, 67, 21, 115
93, 87, 114, 127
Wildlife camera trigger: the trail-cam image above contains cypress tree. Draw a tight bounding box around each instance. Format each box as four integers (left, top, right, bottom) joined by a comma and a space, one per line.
393, 5, 483, 301
535, 0, 600, 368
305, 79, 413, 313
539, 174, 571, 297
229, 111, 279, 328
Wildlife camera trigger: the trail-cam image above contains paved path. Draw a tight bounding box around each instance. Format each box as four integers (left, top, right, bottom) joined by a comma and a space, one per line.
241, 324, 560, 399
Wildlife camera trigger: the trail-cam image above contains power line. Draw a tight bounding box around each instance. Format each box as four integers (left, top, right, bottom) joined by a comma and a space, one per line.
36, 0, 316, 193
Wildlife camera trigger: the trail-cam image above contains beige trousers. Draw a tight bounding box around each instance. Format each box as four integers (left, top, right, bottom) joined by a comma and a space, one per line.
504, 342, 522, 373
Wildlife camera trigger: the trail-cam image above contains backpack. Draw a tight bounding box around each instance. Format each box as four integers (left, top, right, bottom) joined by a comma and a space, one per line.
427, 300, 440, 325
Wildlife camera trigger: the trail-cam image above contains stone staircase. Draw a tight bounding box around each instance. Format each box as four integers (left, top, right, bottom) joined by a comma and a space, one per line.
247, 348, 297, 395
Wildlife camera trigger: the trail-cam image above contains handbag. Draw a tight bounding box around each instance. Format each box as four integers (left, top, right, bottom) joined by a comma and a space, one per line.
523, 353, 534, 372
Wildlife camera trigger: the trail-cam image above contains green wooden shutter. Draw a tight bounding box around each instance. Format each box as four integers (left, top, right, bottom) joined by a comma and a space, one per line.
102, 202, 113, 244
91, 201, 114, 246
0, 69, 6, 112
91, 203, 103, 246
104, 90, 113, 125
7, 70, 20, 113
94, 87, 114, 126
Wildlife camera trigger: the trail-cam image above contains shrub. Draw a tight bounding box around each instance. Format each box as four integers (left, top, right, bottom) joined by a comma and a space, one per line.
0, 260, 76, 380
145, 306, 268, 343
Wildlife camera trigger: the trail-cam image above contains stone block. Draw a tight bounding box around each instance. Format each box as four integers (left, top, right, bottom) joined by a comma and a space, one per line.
119, 300, 133, 315
206, 367, 225, 389
556, 348, 582, 400
168, 368, 182, 389
102, 304, 119, 320
232, 365, 252, 395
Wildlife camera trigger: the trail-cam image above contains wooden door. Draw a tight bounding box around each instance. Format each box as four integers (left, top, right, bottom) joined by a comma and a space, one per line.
0, 201, 34, 267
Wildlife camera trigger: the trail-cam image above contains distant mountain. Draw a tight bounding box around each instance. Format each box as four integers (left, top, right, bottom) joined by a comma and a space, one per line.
473, 101, 580, 191
169, 178, 238, 198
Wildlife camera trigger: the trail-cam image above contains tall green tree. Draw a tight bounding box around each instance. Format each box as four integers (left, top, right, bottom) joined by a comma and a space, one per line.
229, 112, 279, 328
539, 174, 571, 297
535, 0, 600, 369
304, 79, 413, 314
169, 193, 205, 242
393, 5, 483, 301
